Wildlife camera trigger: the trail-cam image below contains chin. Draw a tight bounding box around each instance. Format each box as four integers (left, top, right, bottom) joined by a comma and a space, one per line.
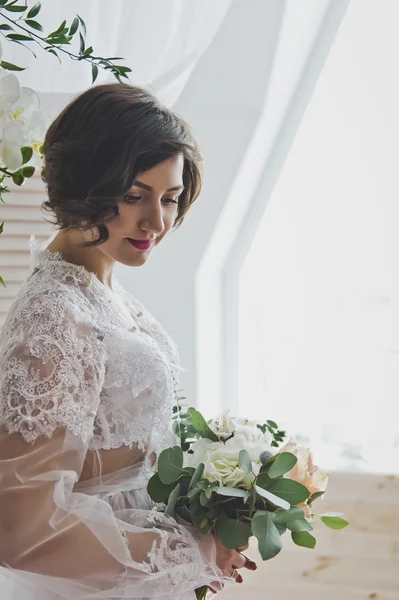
117, 252, 150, 268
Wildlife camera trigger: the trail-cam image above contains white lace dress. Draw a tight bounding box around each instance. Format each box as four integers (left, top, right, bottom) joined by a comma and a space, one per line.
0, 235, 224, 600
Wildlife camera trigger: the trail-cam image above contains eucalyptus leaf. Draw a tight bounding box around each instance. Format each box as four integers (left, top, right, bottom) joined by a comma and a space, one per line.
239, 449, 252, 474
165, 482, 181, 516
187, 487, 201, 500
216, 512, 251, 549
268, 452, 297, 479
251, 510, 282, 560
200, 490, 208, 507
188, 462, 204, 492
187, 408, 219, 441
217, 486, 250, 499
267, 478, 310, 505
272, 506, 305, 525
321, 516, 349, 530
287, 518, 313, 533
291, 531, 316, 549
157, 446, 183, 485
146, 472, 176, 503
254, 484, 290, 510
174, 505, 192, 524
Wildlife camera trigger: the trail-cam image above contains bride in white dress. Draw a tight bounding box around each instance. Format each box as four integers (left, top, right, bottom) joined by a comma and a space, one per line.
0, 83, 255, 600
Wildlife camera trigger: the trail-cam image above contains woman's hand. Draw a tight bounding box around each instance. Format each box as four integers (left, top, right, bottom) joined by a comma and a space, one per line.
208, 533, 257, 594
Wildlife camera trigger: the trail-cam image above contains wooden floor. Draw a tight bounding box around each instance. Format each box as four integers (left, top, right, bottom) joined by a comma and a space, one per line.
217, 471, 399, 600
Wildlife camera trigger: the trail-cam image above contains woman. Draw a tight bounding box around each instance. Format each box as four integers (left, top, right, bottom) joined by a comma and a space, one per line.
0, 84, 256, 600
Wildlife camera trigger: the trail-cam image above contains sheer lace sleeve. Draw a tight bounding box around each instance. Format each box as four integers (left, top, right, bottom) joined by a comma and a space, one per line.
0, 286, 224, 599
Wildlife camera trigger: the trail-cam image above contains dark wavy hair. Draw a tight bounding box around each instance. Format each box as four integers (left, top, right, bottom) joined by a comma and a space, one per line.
42, 83, 203, 246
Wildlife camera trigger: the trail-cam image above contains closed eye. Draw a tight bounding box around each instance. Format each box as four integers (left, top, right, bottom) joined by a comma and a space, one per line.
123, 195, 179, 206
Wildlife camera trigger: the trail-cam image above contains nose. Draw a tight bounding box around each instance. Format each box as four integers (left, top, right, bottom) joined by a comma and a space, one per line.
139, 200, 165, 236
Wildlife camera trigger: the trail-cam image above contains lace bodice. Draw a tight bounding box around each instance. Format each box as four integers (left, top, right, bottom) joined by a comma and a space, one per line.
0, 234, 181, 466
0, 234, 226, 600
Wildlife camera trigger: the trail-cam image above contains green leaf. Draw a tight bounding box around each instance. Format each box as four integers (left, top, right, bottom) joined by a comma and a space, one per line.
0, 222, 3, 234
321, 516, 349, 530
21, 147, 33, 164
187, 408, 219, 442
27, 1, 41, 18
83, 45, 93, 57
217, 486, 250, 499
21, 166, 35, 178
69, 16, 79, 36
267, 478, 310, 505
165, 482, 180, 516
146, 472, 176, 503
216, 512, 251, 550
52, 19, 66, 35
77, 14, 87, 37
187, 486, 201, 499
91, 63, 98, 83
6, 33, 32, 41
268, 452, 297, 479
255, 484, 290, 510
25, 19, 43, 31
238, 449, 252, 474
157, 446, 183, 485
291, 531, 316, 549
12, 173, 24, 186
175, 505, 192, 524
200, 490, 209, 506
0, 0, 9, 6
251, 511, 282, 560
188, 462, 204, 492
46, 48, 60, 63
0, 276, 5, 287
4, 4, 27, 12
79, 32, 85, 54
308, 490, 325, 504
273, 506, 305, 525
0, 61, 25, 71
0, 24, 14, 30
267, 420, 278, 429
287, 518, 313, 533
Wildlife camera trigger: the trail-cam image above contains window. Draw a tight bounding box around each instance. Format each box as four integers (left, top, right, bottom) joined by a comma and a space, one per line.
238, 0, 399, 474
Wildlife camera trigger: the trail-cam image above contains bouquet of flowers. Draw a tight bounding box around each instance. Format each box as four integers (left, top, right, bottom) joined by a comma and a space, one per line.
147, 404, 349, 599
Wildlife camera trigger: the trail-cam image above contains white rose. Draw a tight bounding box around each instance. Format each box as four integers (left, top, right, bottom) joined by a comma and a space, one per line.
183, 434, 270, 489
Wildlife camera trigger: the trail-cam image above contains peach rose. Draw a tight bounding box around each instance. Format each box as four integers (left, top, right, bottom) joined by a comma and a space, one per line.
278, 440, 329, 518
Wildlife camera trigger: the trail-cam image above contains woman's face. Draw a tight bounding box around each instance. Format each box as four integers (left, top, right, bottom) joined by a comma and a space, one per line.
94, 153, 184, 267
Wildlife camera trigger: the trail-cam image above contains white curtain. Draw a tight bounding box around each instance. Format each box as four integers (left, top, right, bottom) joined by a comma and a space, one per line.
4, 0, 233, 107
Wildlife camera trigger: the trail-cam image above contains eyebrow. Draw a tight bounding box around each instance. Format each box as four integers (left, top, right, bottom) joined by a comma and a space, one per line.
133, 180, 185, 193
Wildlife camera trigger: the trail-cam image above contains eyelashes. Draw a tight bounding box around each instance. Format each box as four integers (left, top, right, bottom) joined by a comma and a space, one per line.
123, 194, 179, 206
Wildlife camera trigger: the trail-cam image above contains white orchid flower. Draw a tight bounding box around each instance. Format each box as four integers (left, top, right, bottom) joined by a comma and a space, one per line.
0, 54, 45, 171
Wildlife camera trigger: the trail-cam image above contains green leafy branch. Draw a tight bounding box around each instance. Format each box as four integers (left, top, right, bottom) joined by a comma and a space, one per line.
0, 1, 132, 83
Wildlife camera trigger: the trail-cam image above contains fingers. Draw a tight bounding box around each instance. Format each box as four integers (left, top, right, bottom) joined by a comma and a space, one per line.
232, 552, 247, 570
236, 550, 257, 571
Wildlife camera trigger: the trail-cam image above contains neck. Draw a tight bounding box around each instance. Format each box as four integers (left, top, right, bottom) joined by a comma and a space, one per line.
46, 229, 116, 290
